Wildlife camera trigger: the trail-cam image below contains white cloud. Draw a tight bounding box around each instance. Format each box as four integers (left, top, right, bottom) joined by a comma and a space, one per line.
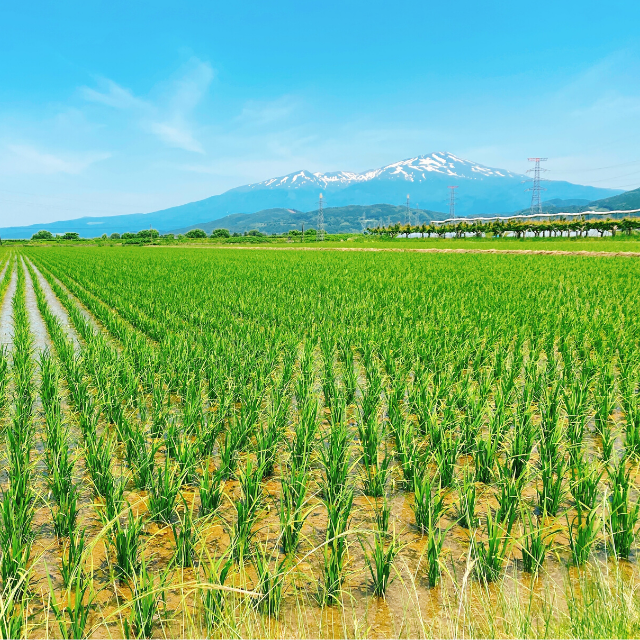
147, 119, 204, 154
80, 79, 147, 110
0, 144, 110, 175
237, 96, 299, 126
80, 58, 214, 154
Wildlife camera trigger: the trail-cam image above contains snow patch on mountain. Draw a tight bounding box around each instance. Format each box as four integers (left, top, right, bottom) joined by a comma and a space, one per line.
244, 152, 521, 192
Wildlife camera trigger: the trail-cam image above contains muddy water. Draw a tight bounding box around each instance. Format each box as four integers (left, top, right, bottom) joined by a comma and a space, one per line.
22, 258, 51, 352
25, 257, 81, 348
0, 263, 16, 348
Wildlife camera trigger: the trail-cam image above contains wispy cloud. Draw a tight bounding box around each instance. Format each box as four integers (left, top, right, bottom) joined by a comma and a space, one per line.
80, 58, 213, 154
236, 96, 299, 126
147, 119, 204, 154
0, 144, 110, 175
80, 78, 147, 110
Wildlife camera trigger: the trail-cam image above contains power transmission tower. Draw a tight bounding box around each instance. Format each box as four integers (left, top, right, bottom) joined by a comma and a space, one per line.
360, 208, 367, 234
406, 194, 411, 226
448, 186, 458, 220
317, 193, 325, 241
526, 158, 548, 215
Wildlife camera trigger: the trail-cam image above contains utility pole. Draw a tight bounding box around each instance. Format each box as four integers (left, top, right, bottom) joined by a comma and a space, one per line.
526, 158, 548, 215
317, 194, 325, 241
301, 222, 304, 243
448, 186, 458, 220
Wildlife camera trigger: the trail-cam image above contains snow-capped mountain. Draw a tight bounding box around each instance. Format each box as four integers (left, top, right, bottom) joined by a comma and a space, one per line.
241, 153, 520, 193
0, 152, 621, 238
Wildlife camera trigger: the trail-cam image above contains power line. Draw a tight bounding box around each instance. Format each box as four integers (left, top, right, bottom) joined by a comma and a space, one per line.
584, 168, 640, 184
560, 159, 640, 174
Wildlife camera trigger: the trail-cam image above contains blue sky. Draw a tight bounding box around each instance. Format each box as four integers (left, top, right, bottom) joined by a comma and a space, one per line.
1, 0, 640, 226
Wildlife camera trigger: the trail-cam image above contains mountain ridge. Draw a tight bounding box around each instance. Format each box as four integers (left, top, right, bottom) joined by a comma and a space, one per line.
0, 152, 622, 238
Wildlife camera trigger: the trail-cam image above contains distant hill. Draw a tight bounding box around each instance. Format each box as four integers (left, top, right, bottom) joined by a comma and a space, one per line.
0, 151, 622, 238
543, 198, 592, 208
582, 186, 640, 211
171, 204, 442, 236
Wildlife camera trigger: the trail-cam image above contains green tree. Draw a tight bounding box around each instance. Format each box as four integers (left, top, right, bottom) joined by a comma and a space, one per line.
185, 229, 207, 239
210, 228, 230, 238
110, 233, 121, 240
62, 232, 80, 240
31, 230, 54, 240
136, 229, 160, 239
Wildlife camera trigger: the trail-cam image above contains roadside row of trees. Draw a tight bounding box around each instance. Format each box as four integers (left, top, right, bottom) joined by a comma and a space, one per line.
368, 216, 640, 239
31, 226, 310, 241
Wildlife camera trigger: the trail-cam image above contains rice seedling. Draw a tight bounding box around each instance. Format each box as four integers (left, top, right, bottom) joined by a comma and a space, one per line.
570, 457, 602, 511
49, 571, 94, 640
435, 433, 459, 488
459, 398, 484, 455
412, 469, 446, 532
173, 432, 198, 485
563, 376, 589, 456
359, 513, 402, 596
109, 508, 144, 578
199, 551, 234, 631
506, 411, 536, 478
424, 521, 447, 587
538, 455, 568, 517
0, 594, 26, 640
52, 488, 79, 538
623, 399, 640, 457
321, 493, 353, 605
495, 463, 522, 527
232, 460, 264, 562
279, 459, 309, 555
0, 346, 8, 412
474, 435, 498, 484
319, 398, 351, 505
339, 339, 357, 406
252, 541, 287, 618
608, 455, 640, 559
567, 504, 601, 566
255, 412, 282, 478
199, 464, 224, 518
171, 502, 198, 568
85, 431, 117, 500
123, 558, 164, 639
60, 528, 87, 588
393, 418, 422, 488
456, 468, 478, 528
357, 410, 391, 497
471, 510, 514, 583
148, 456, 182, 523
520, 508, 553, 574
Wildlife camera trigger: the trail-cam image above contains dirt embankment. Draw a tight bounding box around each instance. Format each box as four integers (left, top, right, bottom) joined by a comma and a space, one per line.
149, 244, 640, 258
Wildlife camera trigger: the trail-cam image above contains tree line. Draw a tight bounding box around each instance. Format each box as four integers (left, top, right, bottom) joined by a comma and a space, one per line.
368, 216, 640, 239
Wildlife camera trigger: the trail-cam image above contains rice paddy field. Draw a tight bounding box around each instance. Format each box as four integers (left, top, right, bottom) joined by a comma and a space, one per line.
1, 245, 640, 638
